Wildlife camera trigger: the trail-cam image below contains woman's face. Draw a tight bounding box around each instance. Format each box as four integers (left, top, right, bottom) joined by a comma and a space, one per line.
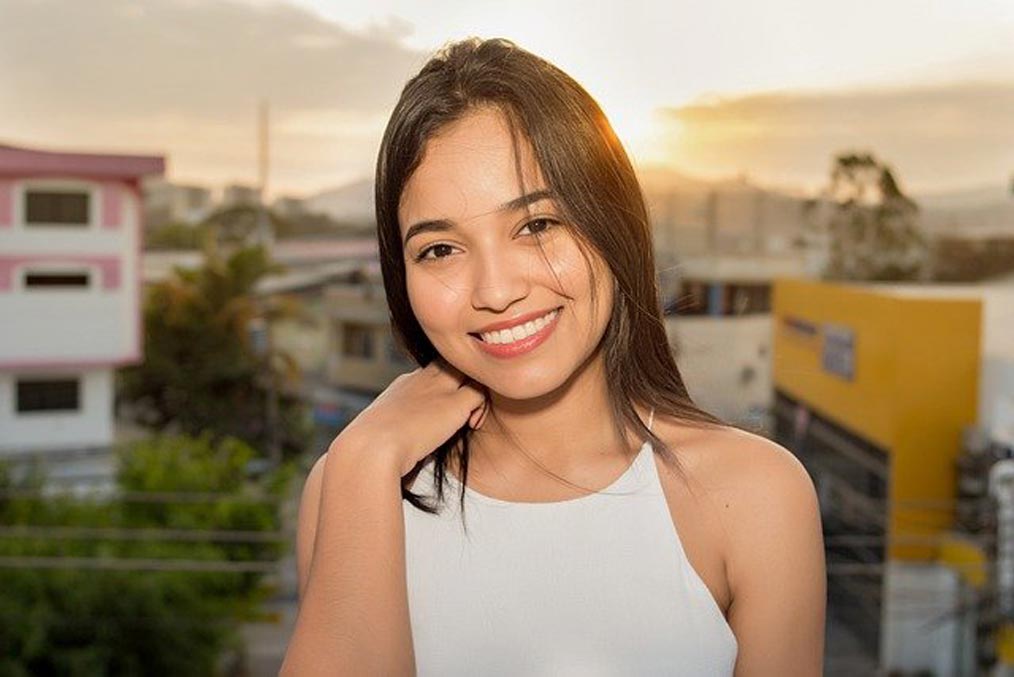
398, 107, 615, 401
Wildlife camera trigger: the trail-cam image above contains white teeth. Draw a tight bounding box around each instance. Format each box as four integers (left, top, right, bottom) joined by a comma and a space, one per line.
479, 309, 558, 345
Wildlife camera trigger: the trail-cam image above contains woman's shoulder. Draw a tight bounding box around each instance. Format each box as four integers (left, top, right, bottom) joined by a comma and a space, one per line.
654, 418, 815, 502
652, 418, 823, 604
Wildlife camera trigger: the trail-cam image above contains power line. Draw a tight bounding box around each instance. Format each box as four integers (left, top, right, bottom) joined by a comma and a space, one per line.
0, 487, 282, 504
0, 525, 293, 544
0, 555, 278, 573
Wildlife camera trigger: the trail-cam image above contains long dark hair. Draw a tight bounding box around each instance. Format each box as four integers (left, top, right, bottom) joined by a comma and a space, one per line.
375, 37, 724, 516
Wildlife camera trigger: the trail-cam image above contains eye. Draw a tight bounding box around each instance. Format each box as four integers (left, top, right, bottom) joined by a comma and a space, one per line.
518, 217, 560, 237
414, 242, 457, 262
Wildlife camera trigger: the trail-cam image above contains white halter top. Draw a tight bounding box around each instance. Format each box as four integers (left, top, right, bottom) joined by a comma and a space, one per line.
403, 428, 738, 676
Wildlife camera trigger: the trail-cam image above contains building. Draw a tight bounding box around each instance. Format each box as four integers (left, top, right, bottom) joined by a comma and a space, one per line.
663, 253, 808, 428
324, 275, 413, 392
272, 196, 307, 220
0, 143, 164, 470
320, 271, 414, 427
771, 277, 1014, 675
222, 183, 262, 208
141, 177, 212, 227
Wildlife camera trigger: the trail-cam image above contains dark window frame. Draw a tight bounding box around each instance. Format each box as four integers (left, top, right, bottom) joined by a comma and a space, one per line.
23, 188, 92, 226
24, 271, 91, 289
342, 323, 374, 359
16, 378, 82, 413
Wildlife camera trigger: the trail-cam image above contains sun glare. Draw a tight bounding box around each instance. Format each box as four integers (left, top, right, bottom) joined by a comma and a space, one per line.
602, 100, 682, 166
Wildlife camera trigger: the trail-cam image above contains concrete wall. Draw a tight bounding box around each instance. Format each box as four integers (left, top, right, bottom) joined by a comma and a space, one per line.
666, 314, 773, 429
0, 368, 114, 453
0, 177, 141, 367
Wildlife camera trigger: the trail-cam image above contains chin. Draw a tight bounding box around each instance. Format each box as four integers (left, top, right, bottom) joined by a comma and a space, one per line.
477, 362, 575, 402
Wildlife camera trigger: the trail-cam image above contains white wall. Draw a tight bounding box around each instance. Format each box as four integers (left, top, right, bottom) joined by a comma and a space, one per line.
978, 286, 1014, 437
880, 561, 977, 676
666, 314, 773, 429
0, 368, 114, 453
0, 178, 140, 365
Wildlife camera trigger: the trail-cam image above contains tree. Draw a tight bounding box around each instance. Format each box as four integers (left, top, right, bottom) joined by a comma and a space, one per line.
0, 434, 294, 676
810, 152, 929, 282
145, 221, 212, 251
118, 244, 311, 460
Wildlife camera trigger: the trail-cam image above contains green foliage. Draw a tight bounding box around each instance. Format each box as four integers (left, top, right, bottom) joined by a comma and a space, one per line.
0, 434, 295, 676
118, 244, 312, 460
145, 221, 211, 250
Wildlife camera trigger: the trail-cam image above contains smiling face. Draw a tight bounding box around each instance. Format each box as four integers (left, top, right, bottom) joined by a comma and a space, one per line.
398, 107, 615, 401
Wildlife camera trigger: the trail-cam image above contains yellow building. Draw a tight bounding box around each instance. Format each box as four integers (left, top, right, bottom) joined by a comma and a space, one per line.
771, 278, 983, 669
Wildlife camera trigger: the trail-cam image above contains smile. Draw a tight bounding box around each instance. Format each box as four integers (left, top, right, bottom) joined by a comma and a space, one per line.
470, 307, 562, 358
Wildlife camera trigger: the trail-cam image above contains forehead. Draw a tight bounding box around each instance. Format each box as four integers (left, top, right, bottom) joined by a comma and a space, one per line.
398, 108, 547, 234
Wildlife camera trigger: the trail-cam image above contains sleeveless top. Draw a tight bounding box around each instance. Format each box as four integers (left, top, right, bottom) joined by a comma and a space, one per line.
403, 419, 738, 676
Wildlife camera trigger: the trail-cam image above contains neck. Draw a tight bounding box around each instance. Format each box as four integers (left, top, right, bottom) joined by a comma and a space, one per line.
469, 349, 643, 475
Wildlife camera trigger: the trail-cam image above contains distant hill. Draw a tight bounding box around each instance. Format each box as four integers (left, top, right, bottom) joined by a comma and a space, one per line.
303, 178, 374, 223
299, 172, 1014, 247
914, 184, 1014, 236
915, 184, 1011, 209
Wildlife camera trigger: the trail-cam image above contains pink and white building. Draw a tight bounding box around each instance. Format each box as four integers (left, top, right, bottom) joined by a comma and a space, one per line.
0, 143, 164, 455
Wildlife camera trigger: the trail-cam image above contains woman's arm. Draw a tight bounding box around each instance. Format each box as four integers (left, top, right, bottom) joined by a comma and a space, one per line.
720, 432, 827, 676
281, 438, 415, 675
281, 361, 484, 674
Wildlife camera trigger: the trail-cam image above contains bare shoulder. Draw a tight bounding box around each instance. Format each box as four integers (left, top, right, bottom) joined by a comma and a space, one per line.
654, 420, 826, 672
655, 419, 812, 491
295, 451, 331, 599
664, 421, 820, 548
652, 418, 824, 590
690, 425, 821, 535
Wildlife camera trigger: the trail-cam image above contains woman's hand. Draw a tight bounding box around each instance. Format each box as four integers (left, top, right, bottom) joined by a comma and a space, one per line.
334, 358, 488, 477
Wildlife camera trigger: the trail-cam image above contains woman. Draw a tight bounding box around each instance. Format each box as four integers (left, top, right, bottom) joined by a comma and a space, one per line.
283, 38, 825, 676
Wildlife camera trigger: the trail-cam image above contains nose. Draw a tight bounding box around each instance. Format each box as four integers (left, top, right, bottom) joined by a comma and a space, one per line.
470, 247, 530, 312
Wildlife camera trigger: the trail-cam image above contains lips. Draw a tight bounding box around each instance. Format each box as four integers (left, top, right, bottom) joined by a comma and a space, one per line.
476, 308, 560, 344
471, 306, 563, 335
470, 306, 562, 358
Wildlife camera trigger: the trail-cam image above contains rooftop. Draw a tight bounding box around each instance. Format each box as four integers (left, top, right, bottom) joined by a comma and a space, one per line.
0, 142, 164, 180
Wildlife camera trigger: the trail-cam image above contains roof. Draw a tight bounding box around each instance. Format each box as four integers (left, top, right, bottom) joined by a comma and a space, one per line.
0, 143, 164, 180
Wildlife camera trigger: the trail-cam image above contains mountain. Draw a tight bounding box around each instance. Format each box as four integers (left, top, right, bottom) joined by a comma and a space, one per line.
914, 184, 1014, 236
915, 184, 1011, 210
303, 178, 374, 223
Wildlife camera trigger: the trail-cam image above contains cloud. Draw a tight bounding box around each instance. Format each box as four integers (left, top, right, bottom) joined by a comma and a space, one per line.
658, 82, 1014, 191
0, 0, 427, 193
0, 0, 425, 119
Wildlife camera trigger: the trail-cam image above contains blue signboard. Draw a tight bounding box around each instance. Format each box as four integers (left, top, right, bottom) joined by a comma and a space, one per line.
822, 324, 855, 381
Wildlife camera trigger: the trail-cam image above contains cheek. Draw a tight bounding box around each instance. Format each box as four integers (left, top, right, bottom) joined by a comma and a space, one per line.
406, 270, 465, 334
543, 238, 606, 304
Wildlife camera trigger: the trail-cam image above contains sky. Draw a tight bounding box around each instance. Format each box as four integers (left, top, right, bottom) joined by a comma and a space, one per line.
1, 0, 1012, 198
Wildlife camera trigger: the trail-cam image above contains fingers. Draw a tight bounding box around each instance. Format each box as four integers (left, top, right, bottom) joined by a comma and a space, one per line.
425, 357, 468, 386
423, 357, 488, 429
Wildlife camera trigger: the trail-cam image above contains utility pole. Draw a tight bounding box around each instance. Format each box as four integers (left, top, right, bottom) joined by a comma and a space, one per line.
256, 99, 281, 467
256, 99, 273, 249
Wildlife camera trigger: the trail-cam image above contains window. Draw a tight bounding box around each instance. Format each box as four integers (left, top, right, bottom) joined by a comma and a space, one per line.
25, 190, 90, 225
25, 271, 90, 288
16, 378, 81, 413
342, 323, 374, 359
664, 280, 708, 316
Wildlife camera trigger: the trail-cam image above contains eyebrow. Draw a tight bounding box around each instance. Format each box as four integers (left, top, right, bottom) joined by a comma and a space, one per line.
402, 189, 556, 247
